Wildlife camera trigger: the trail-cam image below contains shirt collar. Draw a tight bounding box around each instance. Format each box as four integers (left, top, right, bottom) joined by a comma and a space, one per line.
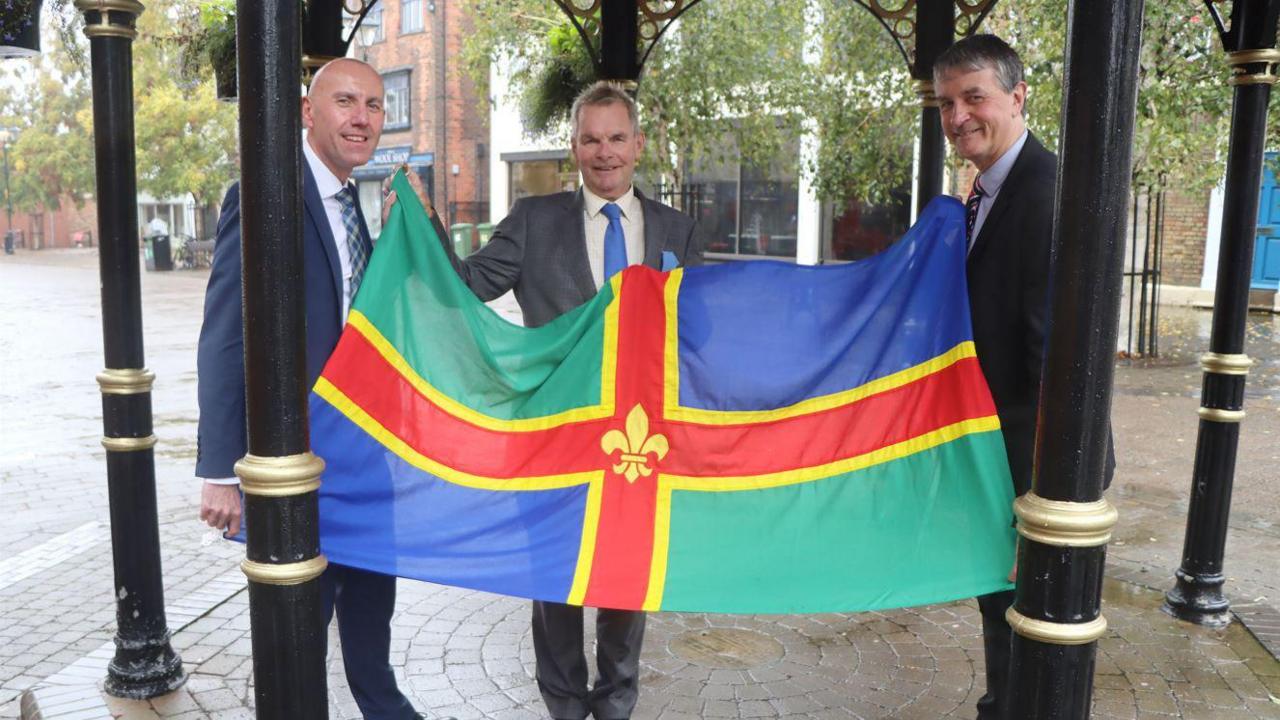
976, 129, 1029, 197
583, 184, 638, 219
303, 134, 348, 199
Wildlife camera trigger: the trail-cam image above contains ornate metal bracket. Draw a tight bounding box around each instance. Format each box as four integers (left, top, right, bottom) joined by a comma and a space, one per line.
341, 0, 381, 47
550, 0, 706, 82
1202, 0, 1280, 85
851, 0, 997, 71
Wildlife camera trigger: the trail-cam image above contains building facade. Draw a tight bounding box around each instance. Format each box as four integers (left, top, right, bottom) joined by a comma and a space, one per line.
350, 0, 489, 239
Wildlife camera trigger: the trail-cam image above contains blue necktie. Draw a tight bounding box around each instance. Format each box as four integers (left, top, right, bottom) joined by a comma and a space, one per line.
602, 202, 627, 280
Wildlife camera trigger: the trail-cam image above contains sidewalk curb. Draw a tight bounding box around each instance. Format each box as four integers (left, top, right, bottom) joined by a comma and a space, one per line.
18, 569, 245, 720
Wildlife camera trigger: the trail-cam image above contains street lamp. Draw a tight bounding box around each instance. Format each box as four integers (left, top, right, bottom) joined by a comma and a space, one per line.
0, 126, 16, 255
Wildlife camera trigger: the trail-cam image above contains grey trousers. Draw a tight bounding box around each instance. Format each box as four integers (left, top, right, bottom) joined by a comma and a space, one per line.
531, 600, 647, 720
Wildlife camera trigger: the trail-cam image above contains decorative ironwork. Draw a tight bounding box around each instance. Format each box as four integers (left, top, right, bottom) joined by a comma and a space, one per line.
1201, 0, 1230, 40
851, 0, 915, 68
550, 0, 706, 81
852, 1, 997, 70
955, 0, 997, 37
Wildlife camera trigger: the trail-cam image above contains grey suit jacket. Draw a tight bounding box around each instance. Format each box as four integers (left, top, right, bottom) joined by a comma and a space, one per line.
439, 188, 703, 327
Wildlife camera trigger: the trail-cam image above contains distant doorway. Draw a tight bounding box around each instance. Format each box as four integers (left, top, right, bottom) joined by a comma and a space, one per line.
1254, 154, 1280, 289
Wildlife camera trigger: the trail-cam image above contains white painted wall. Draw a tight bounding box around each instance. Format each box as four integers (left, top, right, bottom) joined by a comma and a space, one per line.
1200, 182, 1224, 291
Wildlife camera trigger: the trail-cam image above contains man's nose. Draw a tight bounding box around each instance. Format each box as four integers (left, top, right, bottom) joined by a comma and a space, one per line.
350, 105, 369, 126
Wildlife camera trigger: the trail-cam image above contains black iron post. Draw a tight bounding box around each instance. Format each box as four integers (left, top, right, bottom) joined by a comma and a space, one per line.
600, 0, 640, 84
912, 0, 955, 218
73, 0, 185, 699
1164, 0, 1280, 627
1006, 1, 1143, 718
233, 1, 329, 717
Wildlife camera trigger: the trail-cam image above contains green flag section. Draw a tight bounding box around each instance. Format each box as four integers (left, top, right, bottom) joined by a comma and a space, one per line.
308, 171, 1017, 613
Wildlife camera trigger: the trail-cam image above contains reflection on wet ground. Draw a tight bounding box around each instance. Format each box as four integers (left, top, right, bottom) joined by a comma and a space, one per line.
1117, 305, 1280, 400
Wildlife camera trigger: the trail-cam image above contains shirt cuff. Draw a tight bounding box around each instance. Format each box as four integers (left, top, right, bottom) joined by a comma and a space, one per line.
202, 476, 240, 486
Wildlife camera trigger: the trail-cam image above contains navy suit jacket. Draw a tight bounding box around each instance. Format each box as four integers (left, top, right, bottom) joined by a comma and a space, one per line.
195, 163, 360, 478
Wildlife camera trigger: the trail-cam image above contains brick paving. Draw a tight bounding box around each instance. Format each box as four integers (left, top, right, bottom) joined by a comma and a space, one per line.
2, 248, 1279, 719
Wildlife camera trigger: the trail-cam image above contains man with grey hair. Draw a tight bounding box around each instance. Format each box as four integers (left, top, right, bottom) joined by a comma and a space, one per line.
934, 34, 1052, 720
400, 80, 701, 719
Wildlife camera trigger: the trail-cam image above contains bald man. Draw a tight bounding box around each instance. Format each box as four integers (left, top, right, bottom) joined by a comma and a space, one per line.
196, 59, 444, 720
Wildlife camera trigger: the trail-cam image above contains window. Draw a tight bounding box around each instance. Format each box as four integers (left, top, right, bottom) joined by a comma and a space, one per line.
383, 71, 410, 131
363, 3, 384, 43
687, 137, 800, 258
401, 0, 423, 33
508, 156, 578, 203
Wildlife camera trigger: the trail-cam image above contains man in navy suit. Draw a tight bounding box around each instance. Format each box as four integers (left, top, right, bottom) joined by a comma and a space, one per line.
196, 58, 444, 720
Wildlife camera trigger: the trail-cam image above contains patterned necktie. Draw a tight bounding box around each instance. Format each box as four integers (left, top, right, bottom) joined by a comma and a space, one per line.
965, 176, 985, 248
601, 201, 627, 280
335, 186, 372, 295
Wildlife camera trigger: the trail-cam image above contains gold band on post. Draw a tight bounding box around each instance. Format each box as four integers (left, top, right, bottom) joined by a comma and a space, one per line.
96, 368, 155, 395
913, 79, 939, 108
102, 434, 157, 452
75, 0, 144, 39
1227, 48, 1280, 66
241, 556, 329, 586
1226, 49, 1280, 86
1201, 352, 1253, 375
1014, 493, 1118, 548
1198, 407, 1246, 423
235, 452, 325, 497
1006, 607, 1108, 645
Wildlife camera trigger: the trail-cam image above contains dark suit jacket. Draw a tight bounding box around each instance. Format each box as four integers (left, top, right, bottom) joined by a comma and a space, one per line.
966, 134, 1057, 498
439, 188, 703, 327
195, 163, 359, 478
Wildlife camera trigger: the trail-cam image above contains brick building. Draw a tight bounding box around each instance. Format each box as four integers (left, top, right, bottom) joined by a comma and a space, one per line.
348, 0, 489, 238
1, 200, 98, 250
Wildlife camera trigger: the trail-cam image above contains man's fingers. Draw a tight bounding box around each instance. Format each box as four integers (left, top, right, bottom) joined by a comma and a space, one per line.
226, 507, 241, 536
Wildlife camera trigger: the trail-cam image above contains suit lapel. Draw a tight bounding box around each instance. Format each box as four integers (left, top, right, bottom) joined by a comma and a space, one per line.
565, 190, 598, 300
637, 188, 665, 269
302, 163, 343, 324
968, 133, 1046, 266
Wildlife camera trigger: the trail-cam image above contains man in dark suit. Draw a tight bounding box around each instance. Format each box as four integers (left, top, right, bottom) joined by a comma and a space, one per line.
196, 58, 446, 720
935, 35, 1051, 720
396, 81, 701, 719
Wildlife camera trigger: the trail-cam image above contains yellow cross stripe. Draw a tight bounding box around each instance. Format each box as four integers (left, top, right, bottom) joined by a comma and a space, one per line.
641, 483, 674, 612
314, 377, 601, 491
344, 294, 620, 432
565, 478, 604, 606
662, 416, 1002, 491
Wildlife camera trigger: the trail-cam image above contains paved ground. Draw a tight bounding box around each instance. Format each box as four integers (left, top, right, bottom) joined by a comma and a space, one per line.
1, 247, 1279, 719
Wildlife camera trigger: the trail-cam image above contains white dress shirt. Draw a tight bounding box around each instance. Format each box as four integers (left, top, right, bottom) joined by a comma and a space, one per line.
969, 129, 1029, 251
582, 185, 645, 290
303, 137, 358, 320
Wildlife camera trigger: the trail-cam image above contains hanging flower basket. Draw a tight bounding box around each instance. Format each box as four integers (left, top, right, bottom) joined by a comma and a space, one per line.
0, 0, 44, 58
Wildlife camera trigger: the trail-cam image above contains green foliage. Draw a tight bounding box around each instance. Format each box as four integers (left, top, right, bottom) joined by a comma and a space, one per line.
1, 0, 238, 231
175, 0, 236, 84
519, 23, 596, 135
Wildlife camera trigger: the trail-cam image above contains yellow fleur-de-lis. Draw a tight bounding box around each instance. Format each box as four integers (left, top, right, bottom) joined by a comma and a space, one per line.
600, 404, 669, 483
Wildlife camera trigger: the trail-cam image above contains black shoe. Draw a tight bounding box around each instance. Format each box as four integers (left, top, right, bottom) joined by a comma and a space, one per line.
415, 714, 457, 720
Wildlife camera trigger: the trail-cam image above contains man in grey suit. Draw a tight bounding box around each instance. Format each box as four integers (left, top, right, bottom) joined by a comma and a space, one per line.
396, 81, 701, 719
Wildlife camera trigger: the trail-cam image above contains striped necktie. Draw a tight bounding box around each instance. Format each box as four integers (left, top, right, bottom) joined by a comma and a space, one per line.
601, 201, 627, 280
335, 186, 372, 295
965, 176, 985, 249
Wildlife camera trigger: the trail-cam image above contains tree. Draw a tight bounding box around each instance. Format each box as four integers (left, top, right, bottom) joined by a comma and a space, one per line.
462, 1, 1266, 213
0, 0, 238, 238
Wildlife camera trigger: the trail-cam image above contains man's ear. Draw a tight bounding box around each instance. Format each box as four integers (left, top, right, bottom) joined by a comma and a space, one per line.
635, 130, 646, 155
301, 97, 314, 130
1012, 81, 1028, 116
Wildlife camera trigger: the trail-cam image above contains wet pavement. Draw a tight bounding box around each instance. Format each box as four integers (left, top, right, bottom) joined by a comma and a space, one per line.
1, 248, 1278, 719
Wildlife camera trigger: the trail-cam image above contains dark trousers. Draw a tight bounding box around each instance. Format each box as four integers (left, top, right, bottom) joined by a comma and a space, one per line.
976, 589, 1015, 720
531, 600, 646, 720
322, 563, 415, 720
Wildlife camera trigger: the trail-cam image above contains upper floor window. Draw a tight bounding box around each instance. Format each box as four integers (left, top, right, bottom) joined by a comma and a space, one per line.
401, 0, 423, 33
383, 71, 411, 131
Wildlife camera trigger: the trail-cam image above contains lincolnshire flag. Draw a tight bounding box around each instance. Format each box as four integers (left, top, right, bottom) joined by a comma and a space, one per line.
309, 172, 1016, 614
